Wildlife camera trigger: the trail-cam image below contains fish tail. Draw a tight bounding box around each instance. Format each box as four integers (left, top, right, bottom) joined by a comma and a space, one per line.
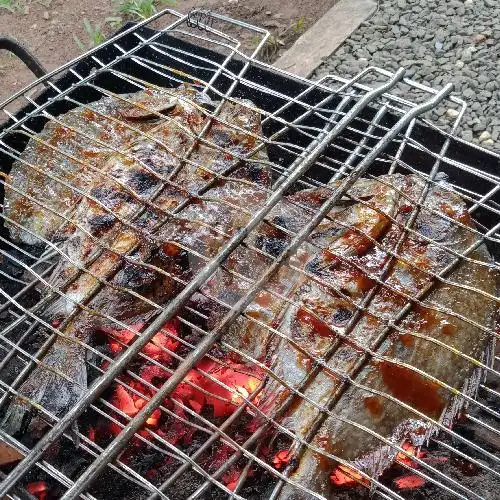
2, 338, 87, 436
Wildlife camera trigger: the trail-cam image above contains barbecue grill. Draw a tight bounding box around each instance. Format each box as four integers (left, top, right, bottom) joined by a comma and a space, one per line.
0, 8, 499, 500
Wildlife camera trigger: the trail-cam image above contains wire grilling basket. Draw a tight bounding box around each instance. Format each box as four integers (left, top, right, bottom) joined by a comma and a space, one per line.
0, 8, 498, 500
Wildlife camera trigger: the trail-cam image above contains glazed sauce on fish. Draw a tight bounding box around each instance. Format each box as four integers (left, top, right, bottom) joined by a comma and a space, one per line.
161, 242, 182, 257
314, 434, 336, 472
398, 333, 415, 347
319, 251, 375, 294
406, 305, 456, 337
363, 396, 383, 417
255, 292, 272, 308
439, 202, 473, 225
377, 361, 444, 416
296, 309, 336, 338
441, 321, 457, 335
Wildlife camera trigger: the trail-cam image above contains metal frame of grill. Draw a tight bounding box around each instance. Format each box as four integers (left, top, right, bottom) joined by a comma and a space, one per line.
0, 7, 498, 500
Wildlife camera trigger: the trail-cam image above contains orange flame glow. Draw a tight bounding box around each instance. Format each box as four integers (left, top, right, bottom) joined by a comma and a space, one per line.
396, 441, 426, 467
330, 465, 369, 488
26, 481, 48, 500
394, 474, 426, 490
273, 450, 292, 470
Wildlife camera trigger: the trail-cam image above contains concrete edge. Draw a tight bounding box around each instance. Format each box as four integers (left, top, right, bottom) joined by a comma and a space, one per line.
274, 0, 377, 78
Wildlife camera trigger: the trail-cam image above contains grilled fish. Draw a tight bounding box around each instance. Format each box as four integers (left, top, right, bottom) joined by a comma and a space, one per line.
264, 174, 498, 499
4, 87, 192, 246
163, 171, 496, 500
1, 86, 274, 434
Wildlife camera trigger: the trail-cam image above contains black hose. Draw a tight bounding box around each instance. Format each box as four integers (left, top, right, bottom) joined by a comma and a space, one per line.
0, 36, 47, 79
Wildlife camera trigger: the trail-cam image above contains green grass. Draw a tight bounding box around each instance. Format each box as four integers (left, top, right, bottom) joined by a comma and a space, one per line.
293, 16, 306, 34
251, 34, 284, 62
72, 0, 175, 51
0, 0, 15, 12
115, 0, 176, 21
73, 18, 107, 51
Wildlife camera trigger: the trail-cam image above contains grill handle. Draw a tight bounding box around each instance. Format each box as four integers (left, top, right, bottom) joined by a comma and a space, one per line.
0, 36, 47, 79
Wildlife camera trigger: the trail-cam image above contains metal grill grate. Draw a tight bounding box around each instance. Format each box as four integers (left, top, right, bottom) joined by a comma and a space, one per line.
0, 8, 498, 500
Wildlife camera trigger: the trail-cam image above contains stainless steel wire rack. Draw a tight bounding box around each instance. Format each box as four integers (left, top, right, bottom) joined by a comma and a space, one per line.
0, 8, 498, 500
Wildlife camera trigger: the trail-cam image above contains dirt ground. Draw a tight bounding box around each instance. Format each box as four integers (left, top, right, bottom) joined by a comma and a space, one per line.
0, 0, 337, 105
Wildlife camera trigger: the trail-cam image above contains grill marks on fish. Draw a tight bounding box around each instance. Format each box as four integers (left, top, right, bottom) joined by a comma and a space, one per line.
43, 87, 216, 316
253, 177, 403, 427
1, 89, 271, 434
4, 87, 204, 246
273, 176, 497, 499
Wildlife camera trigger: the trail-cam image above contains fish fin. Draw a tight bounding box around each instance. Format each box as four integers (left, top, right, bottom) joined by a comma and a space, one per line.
2, 339, 87, 436
41, 297, 71, 323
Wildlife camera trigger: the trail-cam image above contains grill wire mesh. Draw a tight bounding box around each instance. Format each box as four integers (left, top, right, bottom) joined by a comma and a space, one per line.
0, 8, 498, 500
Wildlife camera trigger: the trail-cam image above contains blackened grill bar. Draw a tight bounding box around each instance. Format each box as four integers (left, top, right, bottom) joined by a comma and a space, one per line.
0, 8, 498, 500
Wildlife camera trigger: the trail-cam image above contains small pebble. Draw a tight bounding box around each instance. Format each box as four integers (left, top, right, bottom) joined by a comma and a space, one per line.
471, 34, 487, 44
455, 60, 465, 69
481, 138, 494, 147
462, 130, 474, 142
461, 46, 474, 61
446, 108, 460, 120
43, 11, 50, 20
478, 130, 492, 142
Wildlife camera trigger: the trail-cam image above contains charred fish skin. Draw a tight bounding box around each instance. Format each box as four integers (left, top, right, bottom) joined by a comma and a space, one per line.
255, 175, 404, 426
275, 177, 498, 499
43, 86, 210, 320
1, 91, 270, 436
4, 87, 203, 246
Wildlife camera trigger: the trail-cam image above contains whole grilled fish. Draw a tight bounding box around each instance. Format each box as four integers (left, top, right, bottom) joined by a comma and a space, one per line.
1, 86, 275, 434
262, 175, 498, 499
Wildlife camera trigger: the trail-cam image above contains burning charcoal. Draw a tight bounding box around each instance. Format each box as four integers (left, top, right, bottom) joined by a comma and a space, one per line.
330, 465, 369, 488
273, 449, 292, 470
394, 474, 426, 490
25, 481, 48, 500
111, 385, 138, 417
395, 441, 426, 468
1, 67, 498, 500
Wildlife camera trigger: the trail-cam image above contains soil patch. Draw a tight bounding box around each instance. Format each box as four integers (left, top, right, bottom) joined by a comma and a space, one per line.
0, 0, 338, 104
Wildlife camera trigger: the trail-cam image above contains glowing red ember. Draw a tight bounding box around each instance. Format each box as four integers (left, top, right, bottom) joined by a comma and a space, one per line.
146, 408, 161, 426
111, 385, 139, 417
394, 474, 426, 490
273, 450, 292, 470
396, 441, 426, 467
101, 323, 142, 353
222, 468, 242, 491
330, 465, 369, 488
172, 357, 262, 417
26, 481, 48, 500
100, 319, 179, 363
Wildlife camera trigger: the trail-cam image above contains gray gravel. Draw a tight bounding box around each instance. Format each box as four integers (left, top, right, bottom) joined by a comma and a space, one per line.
314, 0, 500, 151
